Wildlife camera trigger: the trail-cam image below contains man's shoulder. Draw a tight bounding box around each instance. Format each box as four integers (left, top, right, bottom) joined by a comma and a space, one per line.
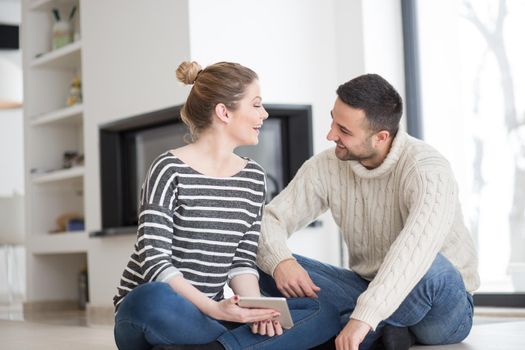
401, 135, 450, 170
289, 147, 343, 186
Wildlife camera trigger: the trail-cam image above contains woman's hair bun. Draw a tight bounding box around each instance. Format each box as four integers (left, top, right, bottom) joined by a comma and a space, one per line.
176, 61, 203, 85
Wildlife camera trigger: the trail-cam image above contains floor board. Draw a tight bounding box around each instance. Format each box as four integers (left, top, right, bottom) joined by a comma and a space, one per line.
1, 303, 525, 349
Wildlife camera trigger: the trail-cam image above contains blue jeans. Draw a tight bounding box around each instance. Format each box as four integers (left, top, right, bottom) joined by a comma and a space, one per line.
114, 282, 340, 350
259, 254, 474, 350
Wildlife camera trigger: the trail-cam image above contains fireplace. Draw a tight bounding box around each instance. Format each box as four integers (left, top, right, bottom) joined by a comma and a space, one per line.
93, 104, 313, 237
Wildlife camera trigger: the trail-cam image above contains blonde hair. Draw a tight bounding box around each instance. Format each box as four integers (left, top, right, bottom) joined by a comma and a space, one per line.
176, 61, 258, 140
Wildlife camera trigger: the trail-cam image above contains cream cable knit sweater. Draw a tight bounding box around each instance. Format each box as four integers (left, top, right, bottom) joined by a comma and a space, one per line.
257, 131, 480, 330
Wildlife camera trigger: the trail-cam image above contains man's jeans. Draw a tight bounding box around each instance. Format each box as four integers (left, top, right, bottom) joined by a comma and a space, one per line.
259, 254, 474, 349
114, 282, 340, 350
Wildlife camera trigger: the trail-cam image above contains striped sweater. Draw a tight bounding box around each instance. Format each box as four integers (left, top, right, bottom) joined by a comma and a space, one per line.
114, 152, 266, 309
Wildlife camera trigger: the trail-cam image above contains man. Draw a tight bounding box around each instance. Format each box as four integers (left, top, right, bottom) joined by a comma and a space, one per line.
256, 74, 479, 350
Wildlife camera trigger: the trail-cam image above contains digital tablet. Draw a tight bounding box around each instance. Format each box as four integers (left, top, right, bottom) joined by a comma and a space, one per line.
237, 296, 294, 329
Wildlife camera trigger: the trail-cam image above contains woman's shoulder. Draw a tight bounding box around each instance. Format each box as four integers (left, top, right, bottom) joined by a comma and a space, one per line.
167, 144, 192, 160
234, 157, 266, 189
240, 157, 266, 177
145, 150, 188, 180
150, 150, 184, 167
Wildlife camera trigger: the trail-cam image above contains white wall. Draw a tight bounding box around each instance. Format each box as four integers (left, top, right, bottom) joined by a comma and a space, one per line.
334, 0, 366, 84
0, 0, 24, 198
0, 0, 22, 110
189, 0, 338, 152
362, 0, 407, 128
0, 0, 26, 302
0, 0, 21, 25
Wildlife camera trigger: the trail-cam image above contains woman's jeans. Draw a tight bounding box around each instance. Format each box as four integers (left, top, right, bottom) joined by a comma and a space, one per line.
114, 282, 340, 350
259, 254, 474, 350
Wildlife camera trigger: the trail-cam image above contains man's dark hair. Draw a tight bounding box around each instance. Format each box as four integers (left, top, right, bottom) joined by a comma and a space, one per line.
336, 74, 403, 136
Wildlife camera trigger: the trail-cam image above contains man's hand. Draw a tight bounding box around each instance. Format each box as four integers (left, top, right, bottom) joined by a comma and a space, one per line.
273, 259, 320, 298
335, 319, 371, 350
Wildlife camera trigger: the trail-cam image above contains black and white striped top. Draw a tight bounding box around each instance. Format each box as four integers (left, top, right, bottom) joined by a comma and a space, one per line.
113, 152, 266, 309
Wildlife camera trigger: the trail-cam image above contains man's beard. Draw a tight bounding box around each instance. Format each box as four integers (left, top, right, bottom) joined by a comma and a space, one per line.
334, 143, 377, 162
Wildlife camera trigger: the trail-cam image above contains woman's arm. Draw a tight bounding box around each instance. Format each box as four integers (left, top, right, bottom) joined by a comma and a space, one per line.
229, 274, 261, 297
168, 275, 217, 314
168, 275, 277, 323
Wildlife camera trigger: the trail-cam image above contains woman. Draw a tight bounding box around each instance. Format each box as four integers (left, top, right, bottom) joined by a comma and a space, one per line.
113, 61, 339, 350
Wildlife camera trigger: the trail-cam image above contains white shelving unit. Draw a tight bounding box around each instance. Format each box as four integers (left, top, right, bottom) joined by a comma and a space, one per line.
22, 0, 88, 308
31, 166, 85, 184
29, 0, 79, 12
30, 103, 83, 127
28, 231, 88, 255
30, 40, 81, 69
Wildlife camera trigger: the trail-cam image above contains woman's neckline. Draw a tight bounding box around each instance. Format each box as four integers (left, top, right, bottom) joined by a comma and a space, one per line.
167, 150, 249, 179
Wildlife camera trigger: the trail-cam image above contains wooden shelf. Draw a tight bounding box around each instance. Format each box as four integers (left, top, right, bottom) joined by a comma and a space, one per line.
30, 40, 81, 70
30, 104, 83, 127
32, 166, 84, 184
29, 0, 79, 12
28, 231, 88, 255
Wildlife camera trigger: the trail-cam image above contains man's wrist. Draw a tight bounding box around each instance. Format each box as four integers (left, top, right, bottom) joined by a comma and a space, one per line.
259, 244, 295, 276
273, 257, 297, 277
350, 318, 372, 329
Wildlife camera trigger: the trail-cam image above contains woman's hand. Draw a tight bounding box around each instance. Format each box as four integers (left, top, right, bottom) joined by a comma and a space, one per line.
207, 295, 280, 323
251, 319, 284, 337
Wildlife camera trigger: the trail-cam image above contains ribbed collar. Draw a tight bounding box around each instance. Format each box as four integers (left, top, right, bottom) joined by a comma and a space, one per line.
349, 131, 408, 179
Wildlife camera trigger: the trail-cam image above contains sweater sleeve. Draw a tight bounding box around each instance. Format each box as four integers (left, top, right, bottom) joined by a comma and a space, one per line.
350, 167, 458, 330
136, 157, 182, 283
228, 209, 262, 281
256, 154, 330, 275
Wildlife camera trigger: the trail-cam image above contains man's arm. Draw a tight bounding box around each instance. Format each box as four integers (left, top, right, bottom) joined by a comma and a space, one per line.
351, 167, 458, 330
256, 152, 332, 295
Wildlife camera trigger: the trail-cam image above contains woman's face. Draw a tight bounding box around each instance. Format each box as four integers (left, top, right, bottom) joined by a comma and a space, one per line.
227, 80, 269, 146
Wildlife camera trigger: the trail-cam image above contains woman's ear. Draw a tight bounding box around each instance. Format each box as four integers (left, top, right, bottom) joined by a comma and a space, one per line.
214, 103, 231, 124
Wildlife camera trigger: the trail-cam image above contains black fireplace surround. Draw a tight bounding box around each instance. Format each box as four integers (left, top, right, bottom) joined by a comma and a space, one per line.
92, 104, 313, 237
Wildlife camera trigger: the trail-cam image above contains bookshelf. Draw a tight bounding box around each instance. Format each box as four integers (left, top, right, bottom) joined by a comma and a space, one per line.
30, 40, 81, 69
30, 103, 83, 127
22, 0, 87, 308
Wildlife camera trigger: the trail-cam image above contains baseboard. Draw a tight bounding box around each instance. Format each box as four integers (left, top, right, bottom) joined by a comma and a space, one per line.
475, 306, 525, 318
23, 300, 79, 313
86, 304, 114, 325
0, 293, 24, 305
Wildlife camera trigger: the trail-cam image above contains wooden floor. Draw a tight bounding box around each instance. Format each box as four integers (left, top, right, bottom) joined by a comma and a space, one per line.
1, 304, 524, 350
412, 321, 525, 349
0, 319, 114, 350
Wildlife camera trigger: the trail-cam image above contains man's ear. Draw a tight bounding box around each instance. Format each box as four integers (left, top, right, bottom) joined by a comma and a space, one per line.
215, 103, 231, 124
374, 130, 390, 146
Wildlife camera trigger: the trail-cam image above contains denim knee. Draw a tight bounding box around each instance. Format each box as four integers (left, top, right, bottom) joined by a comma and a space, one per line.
420, 254, 463, 286
414, 313, 473, 345
116, 282, 173, 323
116, 282, 226, 346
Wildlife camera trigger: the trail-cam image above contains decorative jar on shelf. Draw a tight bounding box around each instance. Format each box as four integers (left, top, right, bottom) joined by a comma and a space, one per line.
52, 20, 73, 50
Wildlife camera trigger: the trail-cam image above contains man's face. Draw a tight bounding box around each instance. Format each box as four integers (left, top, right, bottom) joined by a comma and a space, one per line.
326, 97, 378, 163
